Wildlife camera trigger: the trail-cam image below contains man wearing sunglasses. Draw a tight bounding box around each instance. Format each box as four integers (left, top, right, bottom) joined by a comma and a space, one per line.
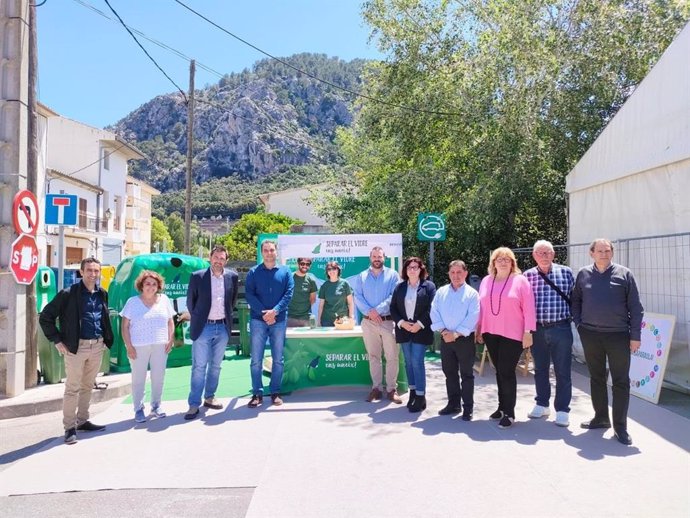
287, 258, 317, 327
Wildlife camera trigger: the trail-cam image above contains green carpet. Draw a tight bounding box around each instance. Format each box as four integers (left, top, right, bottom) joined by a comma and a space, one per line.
122, 355, 253, 404
122, 350, 443, 404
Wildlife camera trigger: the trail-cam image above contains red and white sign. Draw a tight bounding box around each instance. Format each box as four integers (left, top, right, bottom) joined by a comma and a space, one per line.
10, 234, 39, 285
12, 190, 39, 236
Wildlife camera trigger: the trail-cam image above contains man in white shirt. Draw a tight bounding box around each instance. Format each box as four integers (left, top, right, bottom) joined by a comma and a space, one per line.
430, 260, 480, 420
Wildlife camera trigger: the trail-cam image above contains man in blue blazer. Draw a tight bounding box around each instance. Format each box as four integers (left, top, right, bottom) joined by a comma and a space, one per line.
184, 245, 238, 420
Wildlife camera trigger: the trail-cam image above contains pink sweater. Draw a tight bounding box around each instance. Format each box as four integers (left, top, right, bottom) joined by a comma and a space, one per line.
478, 274, 536, 342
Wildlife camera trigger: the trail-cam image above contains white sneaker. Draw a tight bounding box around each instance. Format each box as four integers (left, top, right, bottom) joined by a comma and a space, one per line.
555, 411, 570, 427
528, 405, 550, 419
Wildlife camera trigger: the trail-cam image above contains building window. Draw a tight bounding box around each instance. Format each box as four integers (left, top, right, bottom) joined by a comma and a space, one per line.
114, 195, 121, 231
78, 198, 87, 229
103, 149, 110, 170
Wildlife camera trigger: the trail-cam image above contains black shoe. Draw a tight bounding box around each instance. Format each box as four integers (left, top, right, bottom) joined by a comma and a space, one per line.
64, 428, 77, 444
248, 394, 263, 408
406, 389, 417, 409
184, 406, 200, 420
438, 403, 461, 416
462, 410, 473, 421
409, 395, 426, 413
76, 421, 106, 432
614, 429, 633, 445
489, 409, 503, 420
580, 419, 612, 430
498, 415, 514, 428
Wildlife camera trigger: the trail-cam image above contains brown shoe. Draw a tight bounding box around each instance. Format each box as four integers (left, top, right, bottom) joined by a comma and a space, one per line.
366, 388, 383, 402
203, 397, 223, 410
271, 394, 283, 406
388, 389, 403, 404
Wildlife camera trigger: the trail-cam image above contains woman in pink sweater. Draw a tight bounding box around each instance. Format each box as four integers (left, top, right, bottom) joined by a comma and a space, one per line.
476, 247, 536, 428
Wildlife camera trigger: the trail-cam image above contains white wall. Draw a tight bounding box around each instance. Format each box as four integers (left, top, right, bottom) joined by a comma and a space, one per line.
263, 188, 327, 226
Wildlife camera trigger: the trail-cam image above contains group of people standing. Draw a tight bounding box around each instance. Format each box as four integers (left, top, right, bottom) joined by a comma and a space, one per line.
40, 237, 643, 447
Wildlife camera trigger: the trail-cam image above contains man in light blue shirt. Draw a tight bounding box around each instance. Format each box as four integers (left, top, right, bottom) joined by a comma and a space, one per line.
353, 246, 401, 403
430, 260, 480, 420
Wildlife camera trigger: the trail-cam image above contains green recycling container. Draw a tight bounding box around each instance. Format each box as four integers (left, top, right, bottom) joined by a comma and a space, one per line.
107, 253, 209, 373
36, 266, 64, 384
237, 300, 251, 356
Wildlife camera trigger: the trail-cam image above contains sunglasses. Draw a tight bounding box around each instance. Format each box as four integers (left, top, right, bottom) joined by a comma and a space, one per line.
298, 262, 311, 266
326, 267, 338, 271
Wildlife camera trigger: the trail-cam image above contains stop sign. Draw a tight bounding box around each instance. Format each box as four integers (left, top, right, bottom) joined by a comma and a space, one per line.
10, 234, 39, 285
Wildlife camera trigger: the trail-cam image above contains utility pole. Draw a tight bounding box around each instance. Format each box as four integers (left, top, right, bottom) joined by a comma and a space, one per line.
24, 0, 38, 387
0, 0, 30, 396
184, 59, 195, 255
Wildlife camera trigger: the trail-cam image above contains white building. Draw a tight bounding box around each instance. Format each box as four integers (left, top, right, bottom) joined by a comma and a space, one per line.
258, 185, 329, 232
125, 175, 160, 257
41, 113, 145, 266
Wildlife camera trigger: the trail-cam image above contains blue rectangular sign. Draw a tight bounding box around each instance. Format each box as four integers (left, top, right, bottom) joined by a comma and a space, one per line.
45, 194, 78, 226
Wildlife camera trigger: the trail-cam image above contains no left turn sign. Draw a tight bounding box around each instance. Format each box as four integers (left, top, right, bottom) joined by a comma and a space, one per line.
12, 190, 39, 236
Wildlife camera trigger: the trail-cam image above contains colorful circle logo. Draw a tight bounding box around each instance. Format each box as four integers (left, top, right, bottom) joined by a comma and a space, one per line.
631, 320, 665, 390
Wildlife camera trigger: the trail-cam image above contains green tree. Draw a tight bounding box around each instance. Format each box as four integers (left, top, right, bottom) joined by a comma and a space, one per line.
317, 0, 688, 272
150, 216, 173, 253
221, 212, 303, 261
165, 212, 185, 253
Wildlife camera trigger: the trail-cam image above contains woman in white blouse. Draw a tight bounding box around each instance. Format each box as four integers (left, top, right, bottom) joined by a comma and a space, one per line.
120, 270, 175, 423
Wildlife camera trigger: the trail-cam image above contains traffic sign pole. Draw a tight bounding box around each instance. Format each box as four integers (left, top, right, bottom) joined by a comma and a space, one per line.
429, 241, 435, 282
58, 226, 65, 291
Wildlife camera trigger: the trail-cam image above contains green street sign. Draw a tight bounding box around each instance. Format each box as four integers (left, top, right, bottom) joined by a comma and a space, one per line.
417, 213, 446, 241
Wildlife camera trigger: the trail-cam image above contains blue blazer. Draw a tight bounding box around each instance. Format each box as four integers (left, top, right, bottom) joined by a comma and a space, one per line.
187, 267, 239, 341
390, 279, 437, 345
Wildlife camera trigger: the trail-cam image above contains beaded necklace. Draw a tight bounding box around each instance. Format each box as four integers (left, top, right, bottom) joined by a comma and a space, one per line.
490, 274, 510, 316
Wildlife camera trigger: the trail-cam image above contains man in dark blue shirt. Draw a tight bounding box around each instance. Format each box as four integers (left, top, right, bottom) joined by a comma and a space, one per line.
572, 238, 644, 446
39, 257, 113, 444
245, 240, 294, 408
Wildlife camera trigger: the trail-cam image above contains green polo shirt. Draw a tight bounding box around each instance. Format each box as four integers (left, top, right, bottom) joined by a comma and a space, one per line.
288, 272, 317, 320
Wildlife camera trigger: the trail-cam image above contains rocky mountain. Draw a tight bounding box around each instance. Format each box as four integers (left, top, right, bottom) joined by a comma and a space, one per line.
110, 53, 366, 218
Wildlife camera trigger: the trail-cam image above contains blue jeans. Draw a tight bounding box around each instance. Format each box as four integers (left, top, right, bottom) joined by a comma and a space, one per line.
400, 341, 427, 395
250, 318, 287, 395
187, 322, 228, 407
532, 321, 573, 412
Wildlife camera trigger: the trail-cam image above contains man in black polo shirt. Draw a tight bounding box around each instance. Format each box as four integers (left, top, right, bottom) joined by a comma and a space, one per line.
572, 238, 644, 445
40, 257, 114, 444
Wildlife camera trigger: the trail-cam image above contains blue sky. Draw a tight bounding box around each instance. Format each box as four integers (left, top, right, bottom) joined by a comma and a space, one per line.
37, 0, 382, 129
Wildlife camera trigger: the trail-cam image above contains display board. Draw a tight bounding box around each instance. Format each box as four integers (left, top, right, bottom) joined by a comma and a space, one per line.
630, 312, 676, 404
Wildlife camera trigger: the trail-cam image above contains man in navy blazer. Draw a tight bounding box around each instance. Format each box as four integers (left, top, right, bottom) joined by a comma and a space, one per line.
184, 245, 238, 420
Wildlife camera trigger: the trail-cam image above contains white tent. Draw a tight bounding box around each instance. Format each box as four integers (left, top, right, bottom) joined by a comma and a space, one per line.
565, 23, 690, 391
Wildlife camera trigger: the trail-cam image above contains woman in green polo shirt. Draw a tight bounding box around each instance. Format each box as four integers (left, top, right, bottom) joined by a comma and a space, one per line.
317, 261, 354, 327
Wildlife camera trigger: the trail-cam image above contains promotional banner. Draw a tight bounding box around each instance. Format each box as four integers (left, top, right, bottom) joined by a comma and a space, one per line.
276, 233, 403, 262
258, 233, 404, 319
282, 327, 407, 393
629, 312, 676, 403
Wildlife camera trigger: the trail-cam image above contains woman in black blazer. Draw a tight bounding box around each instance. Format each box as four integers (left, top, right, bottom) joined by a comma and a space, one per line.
390, 257, 436, 412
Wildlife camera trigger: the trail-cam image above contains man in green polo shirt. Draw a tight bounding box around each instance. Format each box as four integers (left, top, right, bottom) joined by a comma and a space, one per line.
287, 257, 317, 327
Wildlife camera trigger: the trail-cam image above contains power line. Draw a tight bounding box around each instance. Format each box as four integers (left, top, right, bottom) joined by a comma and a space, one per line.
62, 143, 127, 178
73, 0, 225, 79
103, 0, 188, 103
173, 0, 464, 118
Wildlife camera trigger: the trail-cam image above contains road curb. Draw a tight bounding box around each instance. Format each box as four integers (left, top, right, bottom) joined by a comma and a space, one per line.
0, 374, 131, 420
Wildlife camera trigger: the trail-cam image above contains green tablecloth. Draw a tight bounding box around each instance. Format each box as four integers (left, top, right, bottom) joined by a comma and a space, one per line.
282, 326, 408, 393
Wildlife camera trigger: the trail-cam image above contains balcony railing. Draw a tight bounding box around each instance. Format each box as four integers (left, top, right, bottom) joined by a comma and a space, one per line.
77, 213, 108, 232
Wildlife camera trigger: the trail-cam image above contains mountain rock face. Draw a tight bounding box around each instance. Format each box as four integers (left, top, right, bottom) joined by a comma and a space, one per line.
111, 54, 365, 197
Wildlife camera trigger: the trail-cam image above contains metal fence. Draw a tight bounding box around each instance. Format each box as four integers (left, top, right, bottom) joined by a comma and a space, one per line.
513, 232, 690, 351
